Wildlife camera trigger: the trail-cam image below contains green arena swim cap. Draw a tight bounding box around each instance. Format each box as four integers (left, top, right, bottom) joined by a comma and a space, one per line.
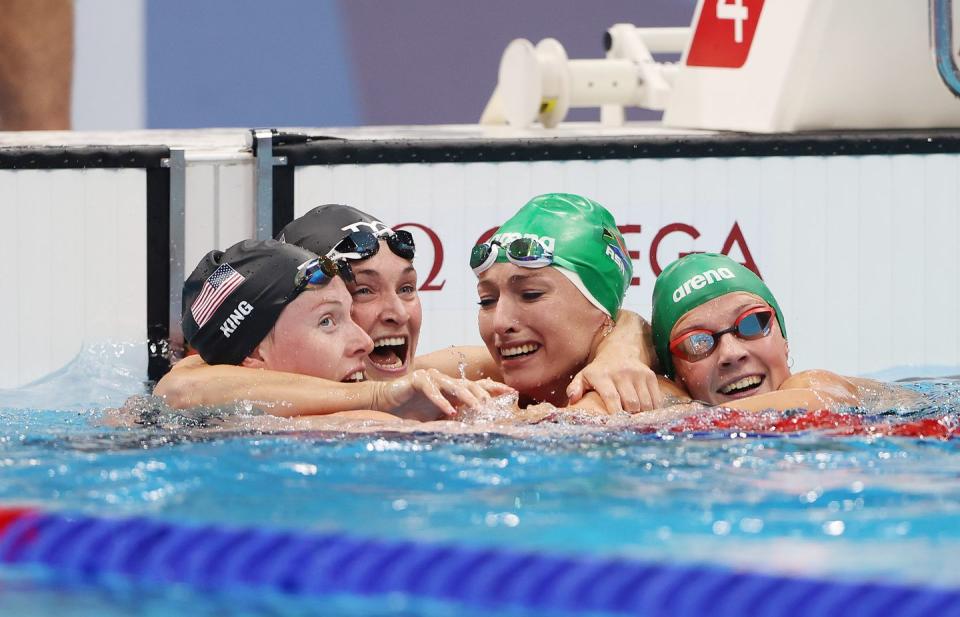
651, 253, 786, 378
483, 193, 632, 319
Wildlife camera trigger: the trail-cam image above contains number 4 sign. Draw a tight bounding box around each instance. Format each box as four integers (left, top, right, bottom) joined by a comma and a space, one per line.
686, 0, 765, 68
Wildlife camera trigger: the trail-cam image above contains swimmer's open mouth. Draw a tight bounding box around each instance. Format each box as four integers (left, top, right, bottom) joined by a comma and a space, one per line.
718, 375, 764, 396
369, 336, 408, 370
499, 343, 541, 360
342, 371, 366, 383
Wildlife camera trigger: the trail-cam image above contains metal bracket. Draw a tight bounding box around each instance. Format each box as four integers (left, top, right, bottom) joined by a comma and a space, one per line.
252, 129, 288, 240
931, 0, 960, 98
167, 148, 186, 357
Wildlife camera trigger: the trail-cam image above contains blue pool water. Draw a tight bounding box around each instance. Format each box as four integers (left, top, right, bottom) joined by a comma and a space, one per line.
1, 345, 959, 616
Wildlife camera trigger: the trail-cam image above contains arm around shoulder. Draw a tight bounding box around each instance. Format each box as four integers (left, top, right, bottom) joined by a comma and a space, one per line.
567, 310, 663, 412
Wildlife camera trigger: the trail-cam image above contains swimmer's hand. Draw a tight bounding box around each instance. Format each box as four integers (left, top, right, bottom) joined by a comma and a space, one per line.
372, 369, 515, 421
567, 355, 662, 413
567, 309, 662, 413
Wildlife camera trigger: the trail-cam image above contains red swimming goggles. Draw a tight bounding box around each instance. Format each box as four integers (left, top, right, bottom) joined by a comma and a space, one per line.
669, 306, 774, 363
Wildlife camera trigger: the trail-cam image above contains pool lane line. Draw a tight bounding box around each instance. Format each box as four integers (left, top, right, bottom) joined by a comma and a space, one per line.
658, 408, 960, 439
0, 508, 957, 616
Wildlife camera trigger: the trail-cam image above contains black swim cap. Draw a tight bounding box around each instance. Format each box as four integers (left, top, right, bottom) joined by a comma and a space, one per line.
182, 239, 318, 366
277, 204, 393, 256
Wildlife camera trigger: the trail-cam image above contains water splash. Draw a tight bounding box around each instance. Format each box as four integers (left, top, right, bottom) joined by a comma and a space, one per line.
454, 392, 519, 423
0, 342, 149, 412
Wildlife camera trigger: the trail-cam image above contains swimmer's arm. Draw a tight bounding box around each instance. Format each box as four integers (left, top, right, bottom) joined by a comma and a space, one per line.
567, 309, 663, 412
288, 410, 406, 427
413, 346, 502, 382
844, 376, 923, 408
657, 377, 693, 404
155, 357, 505, 420
154, 356, 380, 416
564, 378, 690, 414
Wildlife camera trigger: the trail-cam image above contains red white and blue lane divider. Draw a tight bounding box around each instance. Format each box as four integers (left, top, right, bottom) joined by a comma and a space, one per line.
0, 508, 957, 616
659, 408, 960, 439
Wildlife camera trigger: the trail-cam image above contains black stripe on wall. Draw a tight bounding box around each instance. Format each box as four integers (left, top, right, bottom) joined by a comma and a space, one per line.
0, 145, 170, 169
271, 129, 960, 166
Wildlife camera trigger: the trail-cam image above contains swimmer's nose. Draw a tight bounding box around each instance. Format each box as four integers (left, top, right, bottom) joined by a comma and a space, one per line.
380, 290, 410, 326
716, 331, 749, 366
349, 323, 374, 356
491, 296, 520, 336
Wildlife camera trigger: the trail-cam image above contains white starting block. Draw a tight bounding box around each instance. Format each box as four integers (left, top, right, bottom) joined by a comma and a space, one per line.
483, 0, 960, 132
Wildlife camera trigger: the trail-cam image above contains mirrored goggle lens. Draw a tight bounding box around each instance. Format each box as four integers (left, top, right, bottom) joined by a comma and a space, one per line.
505, 238, 541, 260
736, 310, 773, 339
673, 332, 716, 361
334, 231, 380, 259
470, 242, 498, 273
505, 238, 552, 267
296, 256, 340, 289
386, 229, 416, 260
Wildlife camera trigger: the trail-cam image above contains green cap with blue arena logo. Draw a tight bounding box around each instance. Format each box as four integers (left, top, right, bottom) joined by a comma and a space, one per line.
483, 193, 632, 319
651, 252, 786, 378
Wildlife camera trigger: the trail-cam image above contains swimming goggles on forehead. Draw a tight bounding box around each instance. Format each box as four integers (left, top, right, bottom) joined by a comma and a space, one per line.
669, 306, 774, 363
470, 238, 554, 275
327, 229, 416, 279
291, 256, 350, 297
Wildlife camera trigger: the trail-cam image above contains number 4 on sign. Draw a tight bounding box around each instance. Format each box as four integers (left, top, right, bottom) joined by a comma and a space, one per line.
716, 0, 748, 43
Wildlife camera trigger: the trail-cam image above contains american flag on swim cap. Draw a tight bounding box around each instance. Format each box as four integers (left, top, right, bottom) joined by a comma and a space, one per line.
190, 263, 245, 328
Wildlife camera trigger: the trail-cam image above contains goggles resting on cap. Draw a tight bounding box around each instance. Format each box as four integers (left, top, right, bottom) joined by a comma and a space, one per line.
327, 230, 415, 279
470, 237, 554, 275
290, 255, 348, 300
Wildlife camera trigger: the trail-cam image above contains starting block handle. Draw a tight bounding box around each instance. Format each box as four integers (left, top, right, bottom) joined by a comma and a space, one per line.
931, 0, 960, 97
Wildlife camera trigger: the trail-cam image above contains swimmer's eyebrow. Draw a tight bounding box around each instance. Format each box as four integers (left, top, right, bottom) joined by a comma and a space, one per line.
676, 300, 767, 331
302, 293, 345, 309
507, 272, 550, 285
733, 301, 762, 314
477, 272, 551, 292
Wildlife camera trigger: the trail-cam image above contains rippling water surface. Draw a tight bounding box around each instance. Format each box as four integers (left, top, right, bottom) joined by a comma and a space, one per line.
0, 345, 958, 616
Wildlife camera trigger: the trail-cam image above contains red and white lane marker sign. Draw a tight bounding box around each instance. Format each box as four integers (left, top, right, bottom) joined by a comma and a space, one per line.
686, 0, 765, 68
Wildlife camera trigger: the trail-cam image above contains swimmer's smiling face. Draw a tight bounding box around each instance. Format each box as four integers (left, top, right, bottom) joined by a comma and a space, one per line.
346, 246, 422, 381
670, 292, 790, 405
477, 264, 608, 406
245, 277, 374, 382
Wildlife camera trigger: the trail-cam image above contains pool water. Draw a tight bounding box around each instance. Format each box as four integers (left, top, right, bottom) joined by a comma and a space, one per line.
1, 344, 959, 616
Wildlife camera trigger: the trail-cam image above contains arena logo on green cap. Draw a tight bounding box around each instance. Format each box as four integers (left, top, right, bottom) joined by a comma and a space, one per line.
491, 231, 556, 253
671, 266, 736, 302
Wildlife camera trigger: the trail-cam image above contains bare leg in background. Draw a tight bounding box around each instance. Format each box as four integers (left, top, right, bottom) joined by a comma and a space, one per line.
0, 0, 73, 130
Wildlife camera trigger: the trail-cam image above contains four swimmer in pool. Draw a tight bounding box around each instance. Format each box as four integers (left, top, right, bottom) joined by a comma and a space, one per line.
154, 193, 913, 427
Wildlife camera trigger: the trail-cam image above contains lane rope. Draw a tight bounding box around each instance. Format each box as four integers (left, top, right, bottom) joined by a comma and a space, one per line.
659, 408, 959, 439
0, 508, 957, 616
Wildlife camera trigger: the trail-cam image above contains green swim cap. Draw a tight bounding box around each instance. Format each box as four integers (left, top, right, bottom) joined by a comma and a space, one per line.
483, 193, 632, 319
651, 253, 786, 378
